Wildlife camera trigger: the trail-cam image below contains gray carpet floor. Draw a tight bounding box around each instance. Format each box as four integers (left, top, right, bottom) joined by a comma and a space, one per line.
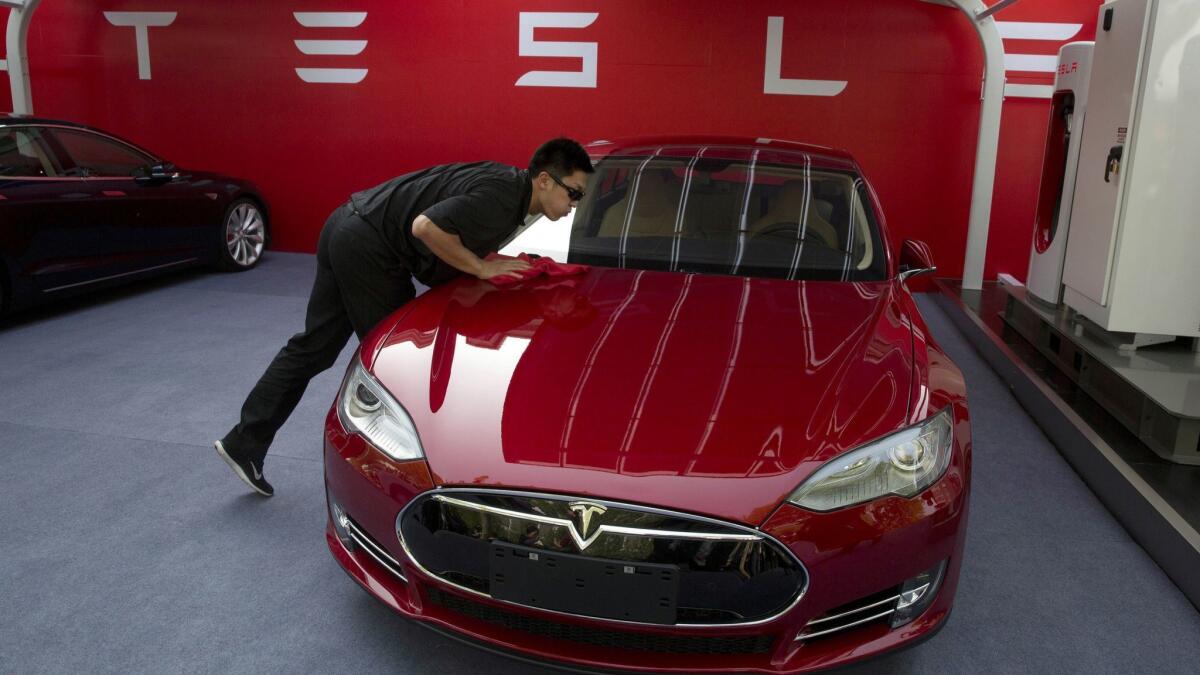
1, 252, 1197, 674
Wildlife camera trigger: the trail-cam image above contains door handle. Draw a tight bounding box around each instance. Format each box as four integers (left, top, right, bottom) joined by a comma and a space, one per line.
1104, 145, 1123, 183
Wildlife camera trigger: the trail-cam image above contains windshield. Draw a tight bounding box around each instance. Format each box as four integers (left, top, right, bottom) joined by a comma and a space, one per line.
567, 147, 887, 282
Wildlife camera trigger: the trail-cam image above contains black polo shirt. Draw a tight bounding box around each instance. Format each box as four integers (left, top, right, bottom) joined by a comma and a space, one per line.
348, 161, 532, 286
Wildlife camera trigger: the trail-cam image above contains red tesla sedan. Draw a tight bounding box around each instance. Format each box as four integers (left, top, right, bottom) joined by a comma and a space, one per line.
323, 137, 970, 672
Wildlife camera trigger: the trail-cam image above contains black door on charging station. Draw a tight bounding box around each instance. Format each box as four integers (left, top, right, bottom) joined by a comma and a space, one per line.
1032, 92, 1075, 254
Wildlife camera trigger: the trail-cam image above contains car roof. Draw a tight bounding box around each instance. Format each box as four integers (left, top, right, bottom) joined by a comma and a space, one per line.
2, 114, 99, 131
584, 135, 860, 172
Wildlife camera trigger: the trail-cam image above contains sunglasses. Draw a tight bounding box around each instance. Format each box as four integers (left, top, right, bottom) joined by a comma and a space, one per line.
549, 173, 586, 202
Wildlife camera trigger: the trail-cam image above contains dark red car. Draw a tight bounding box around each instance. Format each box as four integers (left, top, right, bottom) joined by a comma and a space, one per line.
0, 116, 268, 316
323, 136, 970, 672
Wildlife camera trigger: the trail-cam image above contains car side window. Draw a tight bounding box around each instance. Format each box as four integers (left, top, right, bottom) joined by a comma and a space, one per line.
49, 128, 153, 177
0, 128, 61, 177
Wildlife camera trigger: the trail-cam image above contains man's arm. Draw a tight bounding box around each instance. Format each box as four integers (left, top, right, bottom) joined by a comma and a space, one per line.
411, 214, 530, 280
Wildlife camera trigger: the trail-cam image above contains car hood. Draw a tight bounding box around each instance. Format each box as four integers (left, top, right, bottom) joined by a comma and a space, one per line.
369, 268, 914, 525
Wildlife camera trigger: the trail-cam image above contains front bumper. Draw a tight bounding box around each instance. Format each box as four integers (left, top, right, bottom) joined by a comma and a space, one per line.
323, 406, 970, 673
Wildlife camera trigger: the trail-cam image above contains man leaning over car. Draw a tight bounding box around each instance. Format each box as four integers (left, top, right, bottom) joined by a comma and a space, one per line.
214, 137, 594, 496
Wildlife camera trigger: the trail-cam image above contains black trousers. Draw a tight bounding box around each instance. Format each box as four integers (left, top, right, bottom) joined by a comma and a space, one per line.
221, 202, 416, 465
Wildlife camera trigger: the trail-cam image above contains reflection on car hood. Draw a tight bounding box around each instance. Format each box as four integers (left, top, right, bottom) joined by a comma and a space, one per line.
369, 268, 914, 525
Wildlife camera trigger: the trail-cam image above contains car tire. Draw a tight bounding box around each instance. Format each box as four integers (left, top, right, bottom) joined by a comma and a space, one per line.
217, 197, 268, 272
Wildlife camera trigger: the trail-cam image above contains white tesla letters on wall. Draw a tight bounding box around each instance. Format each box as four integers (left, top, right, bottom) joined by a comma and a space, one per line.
94, 9, 844, 94
90, 8, 1081, 101
996, 21, 1084, 98
515, 12, 599, 88
102, 11, 177, 80
763, 17, 847, 97
293, 12, 368, 84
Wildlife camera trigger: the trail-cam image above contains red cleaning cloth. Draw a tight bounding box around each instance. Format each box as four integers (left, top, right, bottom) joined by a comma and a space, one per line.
483, 253, 589, 287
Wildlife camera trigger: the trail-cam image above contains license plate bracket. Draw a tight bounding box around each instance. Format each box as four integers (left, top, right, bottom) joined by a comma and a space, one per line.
489, 542, 679, 624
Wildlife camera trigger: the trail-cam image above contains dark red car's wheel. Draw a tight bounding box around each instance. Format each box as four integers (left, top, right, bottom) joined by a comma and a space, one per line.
217, 197, 268, 271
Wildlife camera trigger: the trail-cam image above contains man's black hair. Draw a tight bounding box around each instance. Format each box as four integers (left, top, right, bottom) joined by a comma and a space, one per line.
529, 137, 593, 178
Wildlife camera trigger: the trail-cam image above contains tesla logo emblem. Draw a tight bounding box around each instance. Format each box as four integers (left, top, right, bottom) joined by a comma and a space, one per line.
568, 501, 607, 541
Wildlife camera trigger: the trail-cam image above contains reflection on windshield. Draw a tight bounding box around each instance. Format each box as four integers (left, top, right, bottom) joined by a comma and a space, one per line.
569, 147, 886, 282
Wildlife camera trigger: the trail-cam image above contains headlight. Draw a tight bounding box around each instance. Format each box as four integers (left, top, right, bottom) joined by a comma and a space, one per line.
337, 360, 425, 461
787, 407, 953, 512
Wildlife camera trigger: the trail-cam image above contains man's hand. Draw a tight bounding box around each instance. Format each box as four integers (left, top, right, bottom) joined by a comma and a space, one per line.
476, 257, 532, 281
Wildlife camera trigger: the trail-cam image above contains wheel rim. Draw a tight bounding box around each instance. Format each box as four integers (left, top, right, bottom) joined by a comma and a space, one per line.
225, 203, 265, 267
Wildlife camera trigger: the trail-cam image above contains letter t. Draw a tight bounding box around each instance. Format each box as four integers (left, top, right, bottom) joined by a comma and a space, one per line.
104, 12, 178, 80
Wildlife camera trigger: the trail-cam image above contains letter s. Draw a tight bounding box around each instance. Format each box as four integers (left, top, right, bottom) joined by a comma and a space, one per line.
515, 12, 599, 89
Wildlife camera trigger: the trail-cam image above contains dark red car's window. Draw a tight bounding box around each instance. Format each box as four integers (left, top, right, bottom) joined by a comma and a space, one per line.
49, 129, 154, 178
0, 128, 61, 177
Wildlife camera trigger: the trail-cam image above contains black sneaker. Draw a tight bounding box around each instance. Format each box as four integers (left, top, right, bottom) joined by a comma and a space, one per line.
215, 440, 274, 497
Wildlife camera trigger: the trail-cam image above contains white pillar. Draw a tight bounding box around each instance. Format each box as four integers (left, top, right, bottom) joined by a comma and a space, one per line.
961, 1, 1007, 290
934, 0, 1011, 290
3, 0, 41, 115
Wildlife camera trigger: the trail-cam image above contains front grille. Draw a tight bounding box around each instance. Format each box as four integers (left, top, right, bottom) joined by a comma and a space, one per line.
427, 587, 775, 655
397, 489, 807, 627
795, 586, 900, 641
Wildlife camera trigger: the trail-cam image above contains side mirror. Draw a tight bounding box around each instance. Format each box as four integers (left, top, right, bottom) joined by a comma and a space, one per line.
134, 162, 180, 185
898, 239, 936, 283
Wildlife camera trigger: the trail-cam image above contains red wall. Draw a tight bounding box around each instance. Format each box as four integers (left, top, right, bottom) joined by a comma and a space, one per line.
4, 0, 1101, 281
